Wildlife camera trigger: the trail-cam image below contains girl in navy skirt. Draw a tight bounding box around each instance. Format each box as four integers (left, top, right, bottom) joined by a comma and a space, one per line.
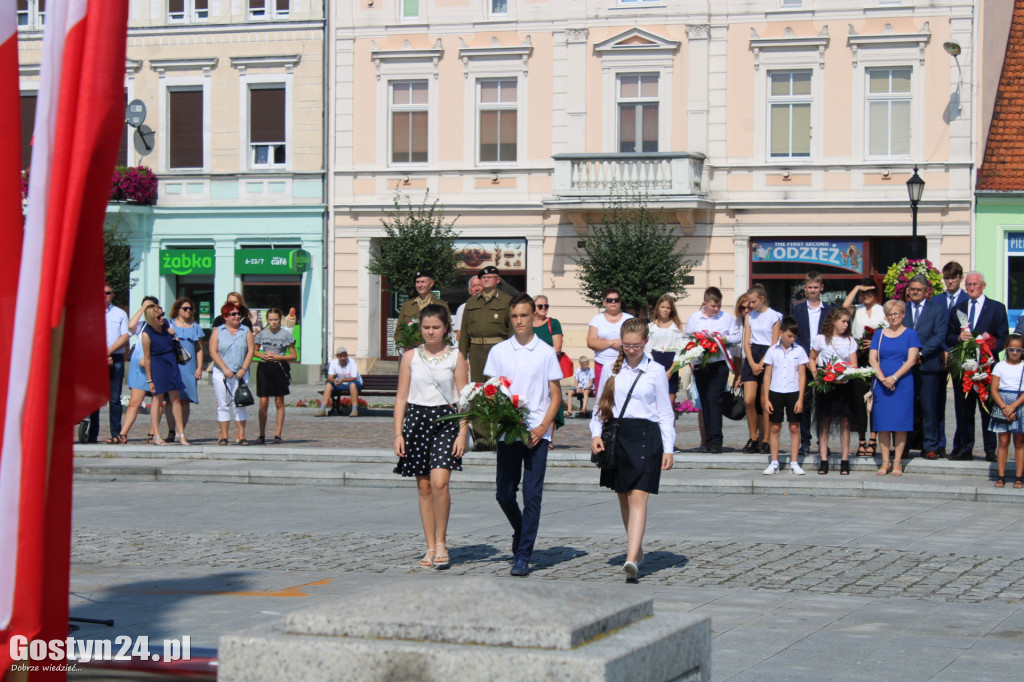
590, 318, 675, 583
809, 308, 860, 475
741, 285, 782, 454
393, 304, 470, 569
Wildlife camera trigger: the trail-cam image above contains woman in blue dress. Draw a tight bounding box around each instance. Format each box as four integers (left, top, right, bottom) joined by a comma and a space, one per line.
142, 305, 189, 445
114, 296, 160, 444
869, 300, 920, 476
164, 297, 204, 440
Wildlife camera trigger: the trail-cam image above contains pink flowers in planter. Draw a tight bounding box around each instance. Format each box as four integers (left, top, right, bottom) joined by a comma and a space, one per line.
109, 166, 158, 205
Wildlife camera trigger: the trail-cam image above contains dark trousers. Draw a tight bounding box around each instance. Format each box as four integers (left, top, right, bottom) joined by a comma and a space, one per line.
799, 366, 814, 449
88, 355, 125, 440
694, 361, 729, 448
495, 438, 549, 563
919, 370, 947, 453
952, 379, 995, 455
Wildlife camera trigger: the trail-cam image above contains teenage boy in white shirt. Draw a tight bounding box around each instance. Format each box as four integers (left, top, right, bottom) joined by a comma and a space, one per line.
684, 287, 741, 453
761, 317, 809, 475
483, 293, 563, 577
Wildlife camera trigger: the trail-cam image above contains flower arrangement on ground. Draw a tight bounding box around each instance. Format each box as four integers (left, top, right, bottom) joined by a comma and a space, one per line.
394, 320, 423, 350
809, 361, 874, 393
671, 331, 726, 372
882, 258, 943, 300
437, 376, 530, 446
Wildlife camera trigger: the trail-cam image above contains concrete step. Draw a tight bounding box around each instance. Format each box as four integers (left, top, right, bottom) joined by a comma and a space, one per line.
73, 451, 1024, 504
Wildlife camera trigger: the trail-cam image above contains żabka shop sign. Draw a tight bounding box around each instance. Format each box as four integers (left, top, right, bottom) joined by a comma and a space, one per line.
160, 249, 215, 276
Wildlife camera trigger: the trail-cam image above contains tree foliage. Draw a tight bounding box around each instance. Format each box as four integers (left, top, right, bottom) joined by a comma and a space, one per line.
573, 194, 693, 317
368, 192, 461, 297
105, 210, 139, 307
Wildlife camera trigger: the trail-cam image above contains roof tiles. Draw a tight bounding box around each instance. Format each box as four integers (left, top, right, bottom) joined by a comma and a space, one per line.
978, 0, 1024, 191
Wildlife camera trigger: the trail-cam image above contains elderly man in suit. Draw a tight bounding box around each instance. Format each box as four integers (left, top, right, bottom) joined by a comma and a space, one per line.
907, 275, 946, 459
792, 272, 833, 455
945, 271, 1009, 462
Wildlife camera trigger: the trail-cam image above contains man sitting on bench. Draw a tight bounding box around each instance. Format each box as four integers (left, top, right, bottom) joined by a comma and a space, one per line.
316, 347, 362, 417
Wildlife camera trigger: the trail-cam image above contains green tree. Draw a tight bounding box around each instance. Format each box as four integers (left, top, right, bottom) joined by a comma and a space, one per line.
104, 210, 139, 307
368, 192, 461, 296
573, 194, 693, 318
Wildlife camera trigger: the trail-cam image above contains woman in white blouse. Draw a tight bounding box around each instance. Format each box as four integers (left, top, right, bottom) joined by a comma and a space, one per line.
843, 278, 885, 457
587, 288, 634, 387
647, 294, 685, 406
590, 318, 675, 583
741, 285, 782, 454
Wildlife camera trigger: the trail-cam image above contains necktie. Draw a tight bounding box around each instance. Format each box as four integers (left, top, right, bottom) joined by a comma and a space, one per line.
969, 299, 977, 330
948, 293, 954, 310
913, 303, 920, 327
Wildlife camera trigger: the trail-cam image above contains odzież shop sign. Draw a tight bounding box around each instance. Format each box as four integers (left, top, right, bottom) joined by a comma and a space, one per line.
159, 249, 216, 276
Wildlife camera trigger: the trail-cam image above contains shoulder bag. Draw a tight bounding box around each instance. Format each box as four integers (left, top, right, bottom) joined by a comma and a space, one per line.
233, 378, 255, 407
173, 337, 192, 365
547, 319, 574, 378
989, 367, 1024, 423
593, 369, 644, 469
865, 333, 883, 413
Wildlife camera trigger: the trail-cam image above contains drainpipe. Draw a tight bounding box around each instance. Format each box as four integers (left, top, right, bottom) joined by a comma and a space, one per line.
322, 0, 334, 382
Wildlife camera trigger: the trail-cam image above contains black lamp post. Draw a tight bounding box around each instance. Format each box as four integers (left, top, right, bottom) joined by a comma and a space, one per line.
906, 166, 925, 259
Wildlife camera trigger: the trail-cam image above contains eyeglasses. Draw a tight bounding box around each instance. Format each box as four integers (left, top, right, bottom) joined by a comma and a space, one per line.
1007, 348, 1024, 354
536, 304, 549, 310
907, 288, 926, 293
180, 306, 193, 311
965, 282, 985, 288
622, 343, 645, 350
226, 312, 242, 317
943, 275, 962, 281
156, 314, 165, 319
885, 312, 902, 319
604, 297, 621, 304
104, 290, 114, 295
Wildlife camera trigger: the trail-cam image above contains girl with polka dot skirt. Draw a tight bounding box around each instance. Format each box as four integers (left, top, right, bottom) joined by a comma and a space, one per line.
393, 304, 470, 568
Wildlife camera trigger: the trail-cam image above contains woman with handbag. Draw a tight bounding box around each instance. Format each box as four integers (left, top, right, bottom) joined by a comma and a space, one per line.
393, 304, 469, 569
988, 334, 1024, 488
868, 300, 921, 476
590, 318, 675, 583
164, 297, 204, 441
140, 305, 190, 445
111, 296, 162, 444
209, 302, 255, 445
533, 295, 568, 446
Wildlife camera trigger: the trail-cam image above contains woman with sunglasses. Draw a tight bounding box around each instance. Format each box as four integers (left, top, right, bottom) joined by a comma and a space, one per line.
141, 305, 190, 445
113, 296, 161, 444
164, 297, 204, 441
209, 302, 255, 445
533, 295, 566, 445
587, 289, 634, 387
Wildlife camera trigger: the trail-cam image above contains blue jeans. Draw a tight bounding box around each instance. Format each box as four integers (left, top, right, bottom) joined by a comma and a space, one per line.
495, 439, 549, 563
88, 355, 125, 440
330, 378, 363, 394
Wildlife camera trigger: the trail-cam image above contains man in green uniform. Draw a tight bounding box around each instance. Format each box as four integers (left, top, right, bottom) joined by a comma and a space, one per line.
458, 266, 512, 383
394, 270, 448, 347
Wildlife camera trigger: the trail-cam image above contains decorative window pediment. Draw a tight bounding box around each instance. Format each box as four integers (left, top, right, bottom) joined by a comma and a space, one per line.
848, 22, 930, 67
371, 39, 444, 80
230, 55, 302, 74
150, 57, 218, 76
750, 26, 829, 70
594, 28, 680, 55
458, 36, 532, 78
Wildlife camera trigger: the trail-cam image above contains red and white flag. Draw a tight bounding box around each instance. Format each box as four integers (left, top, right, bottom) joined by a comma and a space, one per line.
0, 1, 129, 678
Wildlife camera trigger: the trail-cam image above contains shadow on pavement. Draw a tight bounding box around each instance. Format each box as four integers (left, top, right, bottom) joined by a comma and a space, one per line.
531, 545, 588, 569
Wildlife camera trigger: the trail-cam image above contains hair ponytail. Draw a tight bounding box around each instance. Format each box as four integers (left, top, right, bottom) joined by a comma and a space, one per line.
597, 349, 626, 422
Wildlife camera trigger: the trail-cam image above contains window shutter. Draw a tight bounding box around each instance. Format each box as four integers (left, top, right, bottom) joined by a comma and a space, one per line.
250, 88, 285, 144
170, 90, 204, 169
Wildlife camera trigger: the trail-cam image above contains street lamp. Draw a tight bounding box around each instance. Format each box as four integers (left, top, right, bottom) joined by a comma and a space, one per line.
906, 166, 925, 259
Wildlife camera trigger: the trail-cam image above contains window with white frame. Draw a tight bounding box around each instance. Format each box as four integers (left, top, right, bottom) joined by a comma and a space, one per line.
16, 0, 44, 29
866, 67, 911, 158
478, 79, 517, 163
168, 0, 208, 23
248, 0, 289, 20
400, 0, 419, 21
391, 81, 428, 164
618, 74, 658, 153
168, 88, 204, 169
780, 0, 802, 8
769, 70, 811, 158
490, 0, 508, 16
619, 0, 660, 5
250, 86, 286, 168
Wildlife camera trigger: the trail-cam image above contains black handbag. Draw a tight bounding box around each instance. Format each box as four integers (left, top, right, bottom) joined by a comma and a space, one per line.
173, 338, 192, 366
721, 387, 746, 421
233, 377, 255, 407
593, 370, 644, 469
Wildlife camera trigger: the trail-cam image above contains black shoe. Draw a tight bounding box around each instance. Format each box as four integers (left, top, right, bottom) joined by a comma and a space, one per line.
510, 559, 530, 577
742, 438, 759, 454
707, 443, 723, 454
986, 452, 997, 463
760, 442, 771, 455
949, 450, 974, 461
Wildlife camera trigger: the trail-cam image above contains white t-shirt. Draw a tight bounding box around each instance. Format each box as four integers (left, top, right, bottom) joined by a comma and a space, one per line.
763, 342, 809, 393
810, 335, 858, 368
589, 312, 635, 366
992, 360, 1024, 394
483, 334, 563, 443
747, 308, 783, 346
452, 302, 468, 332
327, 357, 361, 382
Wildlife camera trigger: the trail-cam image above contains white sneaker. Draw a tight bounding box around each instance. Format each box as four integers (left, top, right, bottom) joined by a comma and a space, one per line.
762, 461, 780, 475
790, 461, 806, 475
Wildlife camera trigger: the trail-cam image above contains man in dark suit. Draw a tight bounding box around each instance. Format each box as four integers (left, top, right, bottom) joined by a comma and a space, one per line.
792, 272, 833, 455
908, 275, 947, 459
945, 271, 1009, 461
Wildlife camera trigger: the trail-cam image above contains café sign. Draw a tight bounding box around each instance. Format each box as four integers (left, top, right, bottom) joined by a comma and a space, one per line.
235, 248, 311, 274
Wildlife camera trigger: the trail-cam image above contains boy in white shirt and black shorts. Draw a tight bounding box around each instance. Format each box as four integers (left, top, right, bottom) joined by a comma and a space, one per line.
761, 317, 810, 475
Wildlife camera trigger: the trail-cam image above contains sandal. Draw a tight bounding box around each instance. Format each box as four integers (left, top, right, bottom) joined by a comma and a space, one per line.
106, 434, 127, 445
864, 438, 877, 457
418, 549, 435, 568
877, 462, 891, 476
995, 476, 1006, 488
151, 436, 167, 446
273, 435, 283, 444
840, 460, 850, 476
256, 435, 265, 445
1015, 477, 1024, 489
818, 459, 829, 475
434, 544, 450, 569
147, 433, 154, 444
856, 440, 868, 456
892, 464, 903, 477
218, 438, 229, 446
237, 439, 250, 446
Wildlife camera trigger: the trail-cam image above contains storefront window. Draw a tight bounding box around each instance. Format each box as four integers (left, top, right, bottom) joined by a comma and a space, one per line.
1006, 233, 1024, 327
242, 275, 303, 361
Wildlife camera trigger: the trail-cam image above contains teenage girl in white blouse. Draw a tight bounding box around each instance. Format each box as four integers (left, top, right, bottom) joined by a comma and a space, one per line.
741, 285, 782, 454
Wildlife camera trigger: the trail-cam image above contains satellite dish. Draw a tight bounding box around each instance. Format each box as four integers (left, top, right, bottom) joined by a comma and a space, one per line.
133, 124, 155, 156
126, 99, 147, 128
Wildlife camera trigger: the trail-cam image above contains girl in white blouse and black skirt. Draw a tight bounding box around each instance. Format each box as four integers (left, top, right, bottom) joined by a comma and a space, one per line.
591, 318, 675, 583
